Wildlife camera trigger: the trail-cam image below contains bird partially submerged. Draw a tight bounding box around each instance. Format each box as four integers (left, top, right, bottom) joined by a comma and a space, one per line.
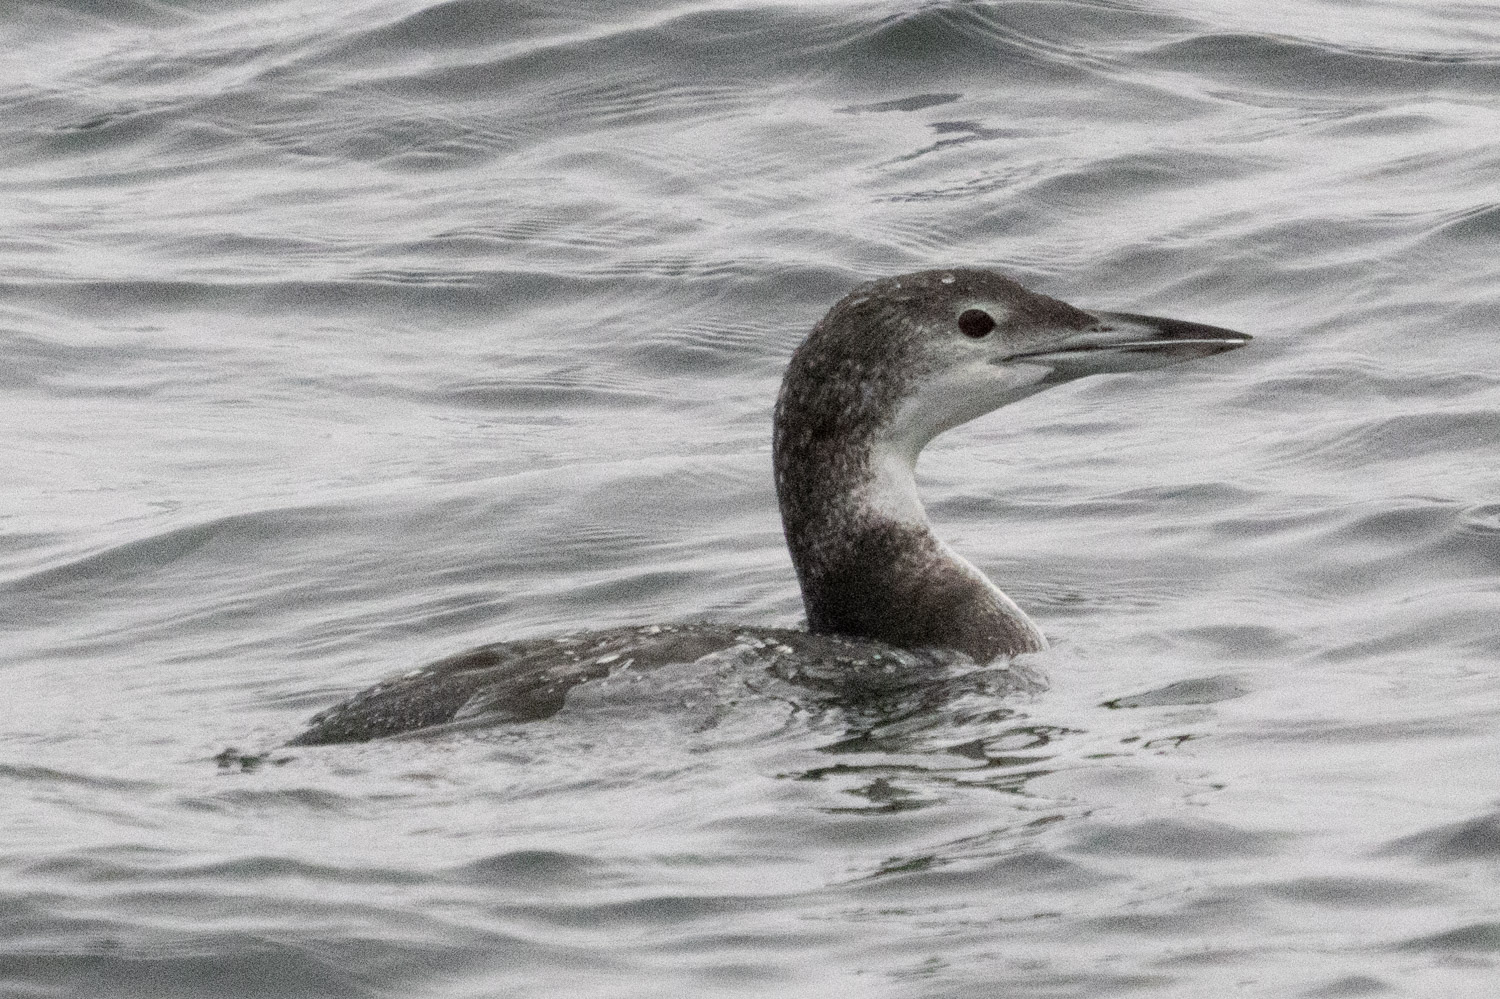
289, 269, 1248, 745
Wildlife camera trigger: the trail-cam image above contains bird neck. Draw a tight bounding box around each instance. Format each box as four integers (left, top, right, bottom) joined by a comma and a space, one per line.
772, 402, 1045, 663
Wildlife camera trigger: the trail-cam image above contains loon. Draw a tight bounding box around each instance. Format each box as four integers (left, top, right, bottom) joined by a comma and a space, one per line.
288, 269, 1249, 745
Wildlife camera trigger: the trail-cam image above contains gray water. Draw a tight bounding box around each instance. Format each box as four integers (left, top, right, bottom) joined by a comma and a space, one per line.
4, 1, 1500, 995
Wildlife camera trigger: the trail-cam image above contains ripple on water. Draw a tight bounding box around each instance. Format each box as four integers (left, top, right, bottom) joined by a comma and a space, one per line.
1379, 810, 1500, 861
445, 848, 611, 890
1395, 922, 1500, 953
1254, 875, 1448, 908
1432, 202, 1500, 242
1067, 818, 1287, 860
1457, 502, 1500, 534
1102, 674, 1249, 709
852, 848, 1111, 897
347, 0, 572, 53
1299, 975, 1398, 998
1263, 409, 1500, 471
1141, 33, 1500, 95
0, 506, 340, 638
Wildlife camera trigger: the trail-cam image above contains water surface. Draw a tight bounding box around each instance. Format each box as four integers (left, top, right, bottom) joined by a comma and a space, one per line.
4, 1, 1500, 995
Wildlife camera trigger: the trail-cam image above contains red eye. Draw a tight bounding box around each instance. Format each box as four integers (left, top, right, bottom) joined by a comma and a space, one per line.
958, 309, 995, 338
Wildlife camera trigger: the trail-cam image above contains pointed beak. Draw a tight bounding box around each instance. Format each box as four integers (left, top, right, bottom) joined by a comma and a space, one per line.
1004, 310, 1251, 376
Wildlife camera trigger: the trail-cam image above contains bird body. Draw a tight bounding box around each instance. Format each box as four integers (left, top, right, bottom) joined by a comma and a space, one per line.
289, 269, 1248, 746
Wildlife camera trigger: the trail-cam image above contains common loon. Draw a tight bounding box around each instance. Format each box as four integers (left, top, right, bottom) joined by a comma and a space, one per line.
288, 269, 1249, 745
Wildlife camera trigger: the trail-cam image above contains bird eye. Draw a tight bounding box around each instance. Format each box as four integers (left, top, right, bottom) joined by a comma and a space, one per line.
958, 309, 995, 339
